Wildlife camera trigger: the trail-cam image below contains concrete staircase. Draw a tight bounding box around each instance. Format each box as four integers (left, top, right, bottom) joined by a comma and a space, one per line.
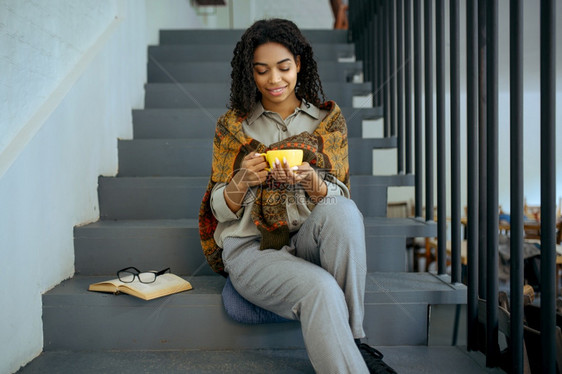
41, 29, 466, 356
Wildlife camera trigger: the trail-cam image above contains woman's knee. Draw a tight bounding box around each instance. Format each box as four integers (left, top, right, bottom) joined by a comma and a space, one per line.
304, 274, 346, 308
315, 195, 363, 227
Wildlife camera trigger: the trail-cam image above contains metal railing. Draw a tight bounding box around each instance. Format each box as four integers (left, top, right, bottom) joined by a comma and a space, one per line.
349, 0, 558, 371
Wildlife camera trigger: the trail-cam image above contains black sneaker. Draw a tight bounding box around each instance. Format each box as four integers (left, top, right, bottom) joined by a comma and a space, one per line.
356, 342, 398, 374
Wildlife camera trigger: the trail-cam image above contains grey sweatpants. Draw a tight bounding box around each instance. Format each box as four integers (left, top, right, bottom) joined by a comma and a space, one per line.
222, 195, 369, 374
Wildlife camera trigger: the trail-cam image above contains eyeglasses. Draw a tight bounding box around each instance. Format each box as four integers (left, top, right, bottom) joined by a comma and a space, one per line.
116, 267, 170, 284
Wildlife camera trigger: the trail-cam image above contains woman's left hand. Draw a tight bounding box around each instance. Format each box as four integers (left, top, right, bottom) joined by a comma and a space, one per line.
270, 158, 328, 201
269, 158, 314, 185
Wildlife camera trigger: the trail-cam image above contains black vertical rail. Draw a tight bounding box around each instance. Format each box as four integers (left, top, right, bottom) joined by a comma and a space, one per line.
436, 0, 446, 275
509, 0, 524, 370
397, 0, 405, 174
362, 0, 369, 84
404, 0, 413, 174
425, 0, 434, 222
486, 0, 499, 367
351, 0, 362, 63
367, 1, 374, 101
540, 0, 557, 371
466, 0, 479, 352
352, 0, 364, 77
414, 0, 423, 218
478, 0, 488, 300
383, 1, 390, 137
372, 2, 379, 104
362, 1, 370, 82
450, 0, 461, 284
377, 0, 384, 107
349, 0, 355, 47
389, 0, 397, 138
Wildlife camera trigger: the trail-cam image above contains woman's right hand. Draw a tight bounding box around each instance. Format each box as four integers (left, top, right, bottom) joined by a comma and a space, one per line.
237, 153, 269, 187
223, 153, 268, 213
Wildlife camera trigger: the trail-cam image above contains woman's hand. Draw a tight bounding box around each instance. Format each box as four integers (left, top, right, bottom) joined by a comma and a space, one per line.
270, 157, 311, 185
270, 159, 328, 201
224, 153, 268, 213
238, 153, 269, 187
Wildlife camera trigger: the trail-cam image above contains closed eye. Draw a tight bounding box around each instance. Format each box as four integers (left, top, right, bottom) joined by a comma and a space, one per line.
255, 68, 290, 75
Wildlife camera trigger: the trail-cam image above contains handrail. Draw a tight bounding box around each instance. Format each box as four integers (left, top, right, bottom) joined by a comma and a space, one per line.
539, 0, 557, 371
485, 0, 499, 365
509, 0, 524, 371
466, 0, 479, 356
450, 0, 462, 286
348, 0, 558, 371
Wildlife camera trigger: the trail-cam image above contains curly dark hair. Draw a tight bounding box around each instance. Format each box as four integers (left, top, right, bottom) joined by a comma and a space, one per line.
229, 18, 326, 115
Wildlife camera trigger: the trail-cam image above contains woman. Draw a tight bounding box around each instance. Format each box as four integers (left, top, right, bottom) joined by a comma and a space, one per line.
199, 19, 396, 374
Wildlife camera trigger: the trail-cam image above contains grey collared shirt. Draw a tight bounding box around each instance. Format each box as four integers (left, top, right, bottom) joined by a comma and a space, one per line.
243, 100, 323, 144
210, 101, 350, 248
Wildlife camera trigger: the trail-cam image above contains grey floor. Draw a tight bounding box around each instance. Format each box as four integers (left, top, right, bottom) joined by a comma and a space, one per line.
15, 346, 505, 374
17, 304, 506, 374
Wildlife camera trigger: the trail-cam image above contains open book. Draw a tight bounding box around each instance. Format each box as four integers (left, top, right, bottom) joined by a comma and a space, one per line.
88, 273, 192, 301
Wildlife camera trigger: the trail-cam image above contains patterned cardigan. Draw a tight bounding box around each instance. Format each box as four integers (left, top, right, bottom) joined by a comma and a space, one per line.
198, 101, 350, 276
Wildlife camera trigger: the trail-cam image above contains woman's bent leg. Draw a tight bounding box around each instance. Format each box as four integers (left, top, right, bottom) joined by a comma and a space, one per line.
222, 236, 368, 374
291, 195, 367, 339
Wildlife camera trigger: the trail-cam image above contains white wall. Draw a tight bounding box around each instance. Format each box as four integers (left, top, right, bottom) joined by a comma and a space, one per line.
239, 0, 333, 29
0, 1, 147, 373
0, 1, 117, 173
145, 0, 203, 45
157, 0, 334, 32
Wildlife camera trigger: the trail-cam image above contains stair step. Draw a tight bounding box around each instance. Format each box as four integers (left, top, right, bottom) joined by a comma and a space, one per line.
364, 217, 436, 237
159, 29, 349, 45
348, 137, 396, 175
132, 108, 220, 139
75, 217, 434, 275
148, 43, 354, 63
144, 82, 372, 108
148, 60, 364, 83
16, 346, 495, 374
98, 176, 207, 220
351, 174, 414, 217
42, 273, 465, 351
132, 107, 382, 139
364, 218, 436, 272
74, 219, 214, 276
97, 175, 410, 220
117, 139, 213, 177
117, 137, 393, 177
341, 107, 383, 137
352, 174, 415, 187
17, 349, 315, 374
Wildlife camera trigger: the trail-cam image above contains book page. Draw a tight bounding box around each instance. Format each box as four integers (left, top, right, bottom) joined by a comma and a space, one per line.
88, 278, 121, 294
89, 274, 192, 300
120, 274, 192, 300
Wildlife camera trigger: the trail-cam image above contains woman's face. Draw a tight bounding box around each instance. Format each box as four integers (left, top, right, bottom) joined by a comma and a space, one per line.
252, 42, 301, 112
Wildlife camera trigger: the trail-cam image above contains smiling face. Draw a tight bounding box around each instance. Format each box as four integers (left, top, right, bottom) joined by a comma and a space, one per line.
252, 42, 301, 116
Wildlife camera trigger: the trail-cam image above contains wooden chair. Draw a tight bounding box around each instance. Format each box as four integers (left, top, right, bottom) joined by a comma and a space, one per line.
477, 297, 534, 373
523, 199, 541, 240
386, 201, 410, 218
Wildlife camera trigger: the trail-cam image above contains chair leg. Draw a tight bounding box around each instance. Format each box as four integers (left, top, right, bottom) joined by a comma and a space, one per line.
425, 238, 431, 272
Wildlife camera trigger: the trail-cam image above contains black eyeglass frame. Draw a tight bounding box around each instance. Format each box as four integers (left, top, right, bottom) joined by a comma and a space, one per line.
116, 266, 170, 284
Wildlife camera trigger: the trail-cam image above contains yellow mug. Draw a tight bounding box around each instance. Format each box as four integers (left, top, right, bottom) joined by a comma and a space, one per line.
259, 149, 303, 170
